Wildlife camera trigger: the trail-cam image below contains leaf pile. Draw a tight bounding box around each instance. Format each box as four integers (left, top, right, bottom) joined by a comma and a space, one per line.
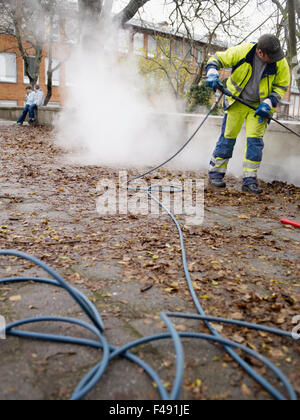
0, 123, 299, 400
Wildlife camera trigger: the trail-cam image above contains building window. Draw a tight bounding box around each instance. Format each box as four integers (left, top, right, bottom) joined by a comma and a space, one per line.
65, 59, 76, 87
0, 53, 17, 83
147, 36, 157, 58
118, 29, 131, 54
158, 37, 171, 58
133, 32, 144, 55
45, 58, 60, 86
0, 100, 18, 106
289, 95, 295, 118
174, 40, 183, 58
184, 43, 193, 62
293, 95, 300, 119
196, 46, 203, 64
291, 76, 298, 91
23, 56, 39, 84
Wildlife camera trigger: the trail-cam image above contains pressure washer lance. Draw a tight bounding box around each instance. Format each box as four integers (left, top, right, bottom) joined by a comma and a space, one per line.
216, 82, 300, 139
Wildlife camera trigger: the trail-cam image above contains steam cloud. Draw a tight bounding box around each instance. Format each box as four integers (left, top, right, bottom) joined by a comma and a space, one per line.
56, 17, 185, 170
56, 12, 300, 187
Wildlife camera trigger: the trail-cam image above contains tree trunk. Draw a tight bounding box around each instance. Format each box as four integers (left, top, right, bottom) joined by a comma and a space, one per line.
79, 0, 104, 49
114, 0, 151, 25
33, 45, 43, 85
12, 6, 43, 87
287, 0, 297, 60
287, 0, 300, 92
44, 70, 53, 106
44, 12, 54, 106
79, 0, 103, 25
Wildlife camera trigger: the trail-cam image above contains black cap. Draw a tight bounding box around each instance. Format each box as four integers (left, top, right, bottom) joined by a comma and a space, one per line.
257, 34, 285, 62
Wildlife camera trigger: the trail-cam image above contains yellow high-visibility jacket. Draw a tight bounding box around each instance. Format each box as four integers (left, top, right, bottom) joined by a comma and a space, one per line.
207, 42, 290, 110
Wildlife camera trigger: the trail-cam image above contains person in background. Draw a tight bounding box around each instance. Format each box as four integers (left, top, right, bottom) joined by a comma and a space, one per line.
206, 34, 290, 194
16, 85, 36, 126
28, 85, 45, 125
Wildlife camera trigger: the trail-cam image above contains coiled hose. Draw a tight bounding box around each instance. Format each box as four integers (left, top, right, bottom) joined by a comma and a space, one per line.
0, 95, 298, 400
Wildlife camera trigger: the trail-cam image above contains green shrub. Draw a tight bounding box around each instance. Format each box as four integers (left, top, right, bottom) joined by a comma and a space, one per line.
187, 83, 211, 112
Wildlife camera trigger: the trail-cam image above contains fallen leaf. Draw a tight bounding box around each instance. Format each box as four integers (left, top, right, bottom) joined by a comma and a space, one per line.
241, 383, 252, 397
238, 214, 250, 220
211, 323, 223, 333
231, 312, 244, 320
200, 295, 211, 300
176, 325, 187, 332
232, 335, 245, 344
9, 295, 21, 302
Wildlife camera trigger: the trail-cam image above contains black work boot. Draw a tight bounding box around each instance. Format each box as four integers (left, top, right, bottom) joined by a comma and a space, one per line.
242, 184, 263, 194
209, 178, 226, 188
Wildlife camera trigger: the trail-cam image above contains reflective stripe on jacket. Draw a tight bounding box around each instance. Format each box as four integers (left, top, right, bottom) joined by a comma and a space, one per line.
207, 42, 290, 110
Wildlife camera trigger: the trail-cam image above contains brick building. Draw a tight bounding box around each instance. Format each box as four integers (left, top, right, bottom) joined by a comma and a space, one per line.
0, 1, 229, 108
0, 0, 77, 108
0, 11, 296, 116
0, 33, 68, 107
123, 19, 228, 67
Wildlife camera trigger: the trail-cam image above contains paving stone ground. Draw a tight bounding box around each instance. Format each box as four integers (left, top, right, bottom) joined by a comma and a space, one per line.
0, 120, 299, 400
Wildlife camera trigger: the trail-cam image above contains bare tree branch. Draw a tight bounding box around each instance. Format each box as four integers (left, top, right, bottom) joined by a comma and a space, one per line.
115, 0, 151, 25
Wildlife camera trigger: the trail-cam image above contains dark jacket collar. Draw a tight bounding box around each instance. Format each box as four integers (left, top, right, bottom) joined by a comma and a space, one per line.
246, 43, 277, 76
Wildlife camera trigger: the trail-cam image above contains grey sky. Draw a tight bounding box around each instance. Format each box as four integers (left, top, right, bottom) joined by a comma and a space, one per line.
112, 0, 277, 45
68, 0, 278, 45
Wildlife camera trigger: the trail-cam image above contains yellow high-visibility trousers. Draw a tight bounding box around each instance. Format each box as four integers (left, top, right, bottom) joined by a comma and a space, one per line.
209, 101, 268, 186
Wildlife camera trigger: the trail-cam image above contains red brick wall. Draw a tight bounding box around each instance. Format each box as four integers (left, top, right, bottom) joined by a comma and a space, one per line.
0, 34, 65, 106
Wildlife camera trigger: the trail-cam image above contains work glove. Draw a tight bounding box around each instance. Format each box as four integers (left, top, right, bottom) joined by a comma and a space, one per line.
255, 100, 272, 123
206, 68, 220, 92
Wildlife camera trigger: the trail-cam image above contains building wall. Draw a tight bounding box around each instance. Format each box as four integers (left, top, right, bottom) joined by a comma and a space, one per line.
0, 24, 226, 107
0, 34, 64, 106
1, 27, 296, 118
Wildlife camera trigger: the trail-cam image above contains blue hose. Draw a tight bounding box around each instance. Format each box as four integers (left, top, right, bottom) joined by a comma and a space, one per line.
0, 99, 298, 400
144, 186, 297, 401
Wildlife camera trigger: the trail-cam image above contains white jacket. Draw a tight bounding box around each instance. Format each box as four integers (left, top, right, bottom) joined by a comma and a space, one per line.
25, 91, 36, 106
34, 89, 45, 106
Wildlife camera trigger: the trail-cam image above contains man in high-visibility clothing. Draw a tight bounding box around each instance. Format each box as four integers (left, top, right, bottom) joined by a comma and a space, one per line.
206, 34, 290, 194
